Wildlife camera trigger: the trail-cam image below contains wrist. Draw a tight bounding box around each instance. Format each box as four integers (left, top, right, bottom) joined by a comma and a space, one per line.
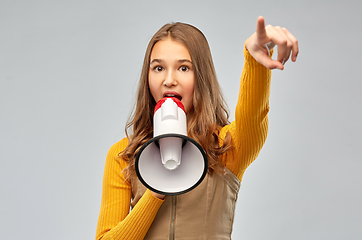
151, 191, 165, 200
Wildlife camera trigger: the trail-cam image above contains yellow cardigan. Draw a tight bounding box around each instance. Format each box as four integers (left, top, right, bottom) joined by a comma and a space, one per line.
96, 47, 272, 240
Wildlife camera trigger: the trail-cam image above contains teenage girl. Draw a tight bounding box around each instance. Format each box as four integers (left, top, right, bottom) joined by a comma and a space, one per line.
96, 16, 299, 240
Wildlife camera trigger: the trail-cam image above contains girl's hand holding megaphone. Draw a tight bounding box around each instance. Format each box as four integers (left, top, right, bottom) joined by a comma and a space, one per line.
151, 191, 165, 200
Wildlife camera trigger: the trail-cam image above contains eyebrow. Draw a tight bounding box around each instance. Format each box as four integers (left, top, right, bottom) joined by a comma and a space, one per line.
150, 59, 193, 65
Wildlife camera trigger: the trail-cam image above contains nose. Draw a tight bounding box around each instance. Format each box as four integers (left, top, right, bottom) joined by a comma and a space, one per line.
163, 70, 177, 87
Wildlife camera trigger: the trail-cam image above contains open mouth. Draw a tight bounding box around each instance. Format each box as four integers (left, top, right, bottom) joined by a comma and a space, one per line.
163, 93, 182, 101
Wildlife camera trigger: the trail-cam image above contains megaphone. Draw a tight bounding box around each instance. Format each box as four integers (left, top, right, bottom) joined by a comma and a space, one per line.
135, 97, 208, 195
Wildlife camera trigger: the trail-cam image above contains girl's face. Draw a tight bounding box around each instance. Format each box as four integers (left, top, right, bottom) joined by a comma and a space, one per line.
148, 38, 195, 113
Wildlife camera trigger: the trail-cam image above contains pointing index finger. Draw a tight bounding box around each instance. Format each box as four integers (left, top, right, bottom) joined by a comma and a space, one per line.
256, 16, 267, 39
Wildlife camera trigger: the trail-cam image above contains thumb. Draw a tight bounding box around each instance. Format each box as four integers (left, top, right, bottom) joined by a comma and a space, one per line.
254, 52, 285, 70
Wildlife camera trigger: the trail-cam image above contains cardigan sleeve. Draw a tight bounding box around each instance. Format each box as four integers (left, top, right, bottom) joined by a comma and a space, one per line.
95, 138, 164, 240
220, 45, 272, 181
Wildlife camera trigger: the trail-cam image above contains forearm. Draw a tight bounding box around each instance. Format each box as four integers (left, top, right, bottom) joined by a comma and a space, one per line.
97, 190, 163, 240
96, 139, 164, 240
233, 46, 272, 172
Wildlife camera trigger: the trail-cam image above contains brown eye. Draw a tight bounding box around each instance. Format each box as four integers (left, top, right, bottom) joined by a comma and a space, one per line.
155, 66, 164, 72
179, 66, 189, 72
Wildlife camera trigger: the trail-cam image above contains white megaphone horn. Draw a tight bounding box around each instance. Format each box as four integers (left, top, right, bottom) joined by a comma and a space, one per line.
135, 97, 208, 195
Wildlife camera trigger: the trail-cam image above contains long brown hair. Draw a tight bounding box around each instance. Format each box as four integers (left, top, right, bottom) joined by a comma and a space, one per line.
121, 22, 232, 179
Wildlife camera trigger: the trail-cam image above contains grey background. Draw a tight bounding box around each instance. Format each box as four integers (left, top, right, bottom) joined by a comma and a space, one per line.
1, 0, 361, 239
